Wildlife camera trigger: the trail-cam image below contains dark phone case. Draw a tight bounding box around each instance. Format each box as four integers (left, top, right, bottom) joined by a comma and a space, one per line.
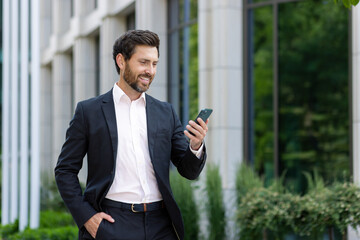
194, 108, 213, 124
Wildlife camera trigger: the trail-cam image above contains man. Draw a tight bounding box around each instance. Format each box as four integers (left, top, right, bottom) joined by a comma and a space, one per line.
55, 30, 208, 240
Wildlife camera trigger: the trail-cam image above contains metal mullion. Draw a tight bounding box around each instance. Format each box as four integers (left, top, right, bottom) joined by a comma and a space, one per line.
10, 0, 19, 223
1, 0, 11, 225
19, 0, 30, 231
167, 0, 180, 112
30, 0, 41, 229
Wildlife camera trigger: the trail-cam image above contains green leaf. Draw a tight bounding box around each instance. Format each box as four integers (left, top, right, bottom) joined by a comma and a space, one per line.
350, 0, 359, 6
342, 0, 351, 8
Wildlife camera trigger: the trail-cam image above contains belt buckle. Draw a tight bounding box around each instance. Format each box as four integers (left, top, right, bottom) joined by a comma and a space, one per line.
131, 204, 138, 213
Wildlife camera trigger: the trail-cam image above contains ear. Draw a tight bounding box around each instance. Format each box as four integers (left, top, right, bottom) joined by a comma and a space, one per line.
116, 53, 125, 70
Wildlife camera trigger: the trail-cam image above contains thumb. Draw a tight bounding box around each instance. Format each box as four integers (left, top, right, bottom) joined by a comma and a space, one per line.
99, 212, 115, 223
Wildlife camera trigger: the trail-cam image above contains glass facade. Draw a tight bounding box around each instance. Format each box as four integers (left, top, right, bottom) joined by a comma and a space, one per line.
252, 6, 275, 184
245, 0, 350, 191
168, 0, 198, 125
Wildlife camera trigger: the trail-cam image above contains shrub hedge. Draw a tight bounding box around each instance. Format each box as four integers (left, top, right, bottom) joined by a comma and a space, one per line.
6, 226, 77, 240
170, 170, 200, 240
2, 164, 360, 240
205, 164, 226, 240
0, 211, 77, 240
236, 164, 360, 240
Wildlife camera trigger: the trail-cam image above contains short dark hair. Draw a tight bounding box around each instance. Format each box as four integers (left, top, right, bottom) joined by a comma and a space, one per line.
112, 30, 160, 74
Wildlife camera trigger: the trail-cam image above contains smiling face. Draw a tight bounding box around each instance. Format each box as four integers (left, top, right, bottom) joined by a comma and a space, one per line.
116, 45, 159, 100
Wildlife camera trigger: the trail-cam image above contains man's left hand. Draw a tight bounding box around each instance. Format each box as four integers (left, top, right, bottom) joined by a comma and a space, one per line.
184, 118, 209, 150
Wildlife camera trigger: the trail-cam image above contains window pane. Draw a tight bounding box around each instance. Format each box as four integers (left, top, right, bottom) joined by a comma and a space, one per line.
251, 6, 274, 184
168, 0, 198, 124
190, 0, 198, 21
278, 0, 349, 192
126, 12, 136, 30
189, 23, 198, 120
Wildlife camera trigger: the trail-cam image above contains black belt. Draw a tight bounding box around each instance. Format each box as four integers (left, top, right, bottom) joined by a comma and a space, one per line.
102, 199, 164, 213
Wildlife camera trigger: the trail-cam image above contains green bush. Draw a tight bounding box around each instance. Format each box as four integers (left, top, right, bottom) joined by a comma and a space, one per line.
205, 164, 226, 240
291, 194, 329, 238
238, 188, 294, 240
0, 211, 77, 240
170, 170, 200, 240
236, 168, 360, 240
41, 179, 67, 212
7, 226, 77, 240
326, 182, 360, 235
0, 220, 19, 239
40, 211, 75, 228
235, 163, 263, 205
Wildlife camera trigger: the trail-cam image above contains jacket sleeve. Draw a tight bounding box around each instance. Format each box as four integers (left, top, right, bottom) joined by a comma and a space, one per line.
170, 105, 207, 180
54, 102, 97, 228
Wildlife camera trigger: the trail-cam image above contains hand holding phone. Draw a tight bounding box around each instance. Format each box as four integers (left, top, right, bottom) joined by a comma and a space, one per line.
189, 108, 213, 136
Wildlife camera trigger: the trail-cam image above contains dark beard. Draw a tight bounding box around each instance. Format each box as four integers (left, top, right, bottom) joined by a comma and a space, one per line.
123, 63, 152, 93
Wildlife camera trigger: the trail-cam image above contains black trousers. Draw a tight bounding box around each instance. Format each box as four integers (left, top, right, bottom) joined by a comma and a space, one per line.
81, 203, 178, 240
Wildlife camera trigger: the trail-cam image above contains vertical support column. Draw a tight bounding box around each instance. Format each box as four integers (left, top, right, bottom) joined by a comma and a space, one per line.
73, 37, 96, 182
74, 0, 97, 100
40, 0, 52, 49
53, 0, 72, 35
348, 6, 360, 240
30, 0, 41, 229
74, 38, 96, 104
19, 0, 30, 231
351, 6, 360, 189
135, 0, 168, 101
10, 0, 19, 223
100, 16, 125, 93
51, 0, 73, 173
40, 0, 53, 180
1, 0, 11, 225
198, 0, 243, 239
75, 0, 96, 16
40, 67, 53, 181
73, 0, 97, 183
52, 54, 72, 165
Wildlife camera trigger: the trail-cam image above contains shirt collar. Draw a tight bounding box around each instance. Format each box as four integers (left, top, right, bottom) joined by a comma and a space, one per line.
113, 82, 146, 105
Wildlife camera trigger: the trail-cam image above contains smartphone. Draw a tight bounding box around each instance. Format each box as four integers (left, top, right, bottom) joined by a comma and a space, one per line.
194, 108, 213, 124
188, 108, 212, 136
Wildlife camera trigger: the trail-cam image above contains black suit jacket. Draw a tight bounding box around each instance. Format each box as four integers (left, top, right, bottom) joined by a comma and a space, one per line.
54, 89, 206, 240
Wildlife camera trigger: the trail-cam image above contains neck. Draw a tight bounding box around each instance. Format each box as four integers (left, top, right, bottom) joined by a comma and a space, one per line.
116, 79, 141, 101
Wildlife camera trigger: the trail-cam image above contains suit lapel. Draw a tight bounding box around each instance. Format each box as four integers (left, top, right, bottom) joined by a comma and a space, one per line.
101, 90, 118, 164
146, 94, 158, 161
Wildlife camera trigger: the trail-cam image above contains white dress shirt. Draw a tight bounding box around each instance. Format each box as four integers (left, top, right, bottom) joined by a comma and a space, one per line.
106, 83, 203, 204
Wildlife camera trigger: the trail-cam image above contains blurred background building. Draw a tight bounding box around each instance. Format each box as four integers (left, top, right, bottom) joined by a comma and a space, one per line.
1, 0, 360, 238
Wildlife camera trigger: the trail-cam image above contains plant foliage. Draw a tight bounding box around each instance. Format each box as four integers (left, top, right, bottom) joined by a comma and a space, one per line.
170, 170, 200, 240
205, 164, 226, 240
235, 163, 263, 205
237, 168, 360, 239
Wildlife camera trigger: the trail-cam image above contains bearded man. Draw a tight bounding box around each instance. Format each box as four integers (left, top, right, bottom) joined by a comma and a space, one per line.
55, 30, 208, 240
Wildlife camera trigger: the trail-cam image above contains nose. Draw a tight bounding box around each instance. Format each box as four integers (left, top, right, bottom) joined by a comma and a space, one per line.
146, 65, 156, 75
